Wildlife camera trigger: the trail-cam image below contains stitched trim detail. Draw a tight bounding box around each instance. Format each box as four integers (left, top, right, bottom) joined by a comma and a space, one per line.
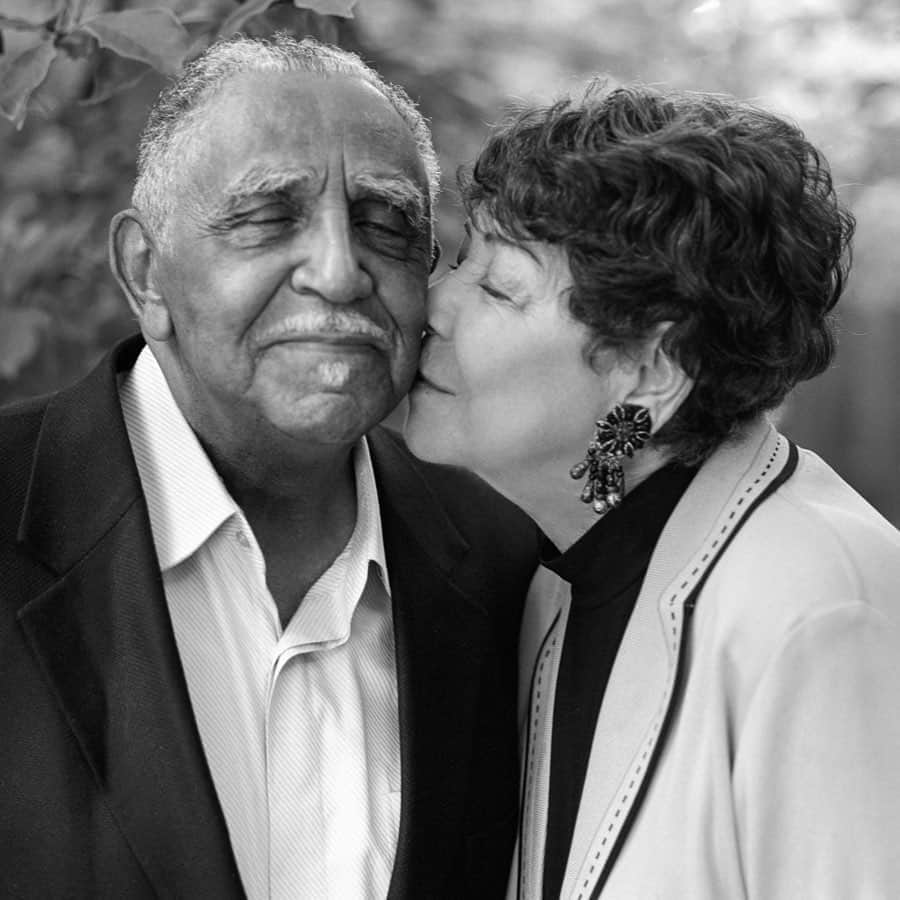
572, 435, 788, 900
519, 614, 562, 899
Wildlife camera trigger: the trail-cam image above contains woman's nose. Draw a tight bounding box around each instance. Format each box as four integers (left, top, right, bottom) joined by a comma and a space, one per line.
425, 268, 460, 337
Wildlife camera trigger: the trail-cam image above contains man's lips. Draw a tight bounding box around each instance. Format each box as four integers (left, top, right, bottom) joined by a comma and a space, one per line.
262, 333, 386, 350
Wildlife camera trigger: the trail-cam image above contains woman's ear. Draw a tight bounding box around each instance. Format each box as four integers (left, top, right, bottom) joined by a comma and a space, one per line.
622, 322, 694, 433
109, 210, 173, 342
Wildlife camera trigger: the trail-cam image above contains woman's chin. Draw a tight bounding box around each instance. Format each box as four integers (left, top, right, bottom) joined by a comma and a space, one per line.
403, 391, 460, 466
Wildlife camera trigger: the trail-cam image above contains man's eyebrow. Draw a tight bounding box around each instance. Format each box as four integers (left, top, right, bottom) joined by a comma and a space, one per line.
212, 166, 319, 218
351, 173, 427, 230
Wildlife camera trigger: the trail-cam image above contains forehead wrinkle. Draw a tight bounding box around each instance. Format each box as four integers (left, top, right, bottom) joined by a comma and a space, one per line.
350, 172, 427, 227
355, 109, 414, 150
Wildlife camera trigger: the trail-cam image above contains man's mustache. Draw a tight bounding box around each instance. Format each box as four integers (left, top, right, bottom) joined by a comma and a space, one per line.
255, 312, 392, 350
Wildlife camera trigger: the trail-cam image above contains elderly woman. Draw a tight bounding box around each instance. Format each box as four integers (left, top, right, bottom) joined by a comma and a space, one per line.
405, 83, 900, 899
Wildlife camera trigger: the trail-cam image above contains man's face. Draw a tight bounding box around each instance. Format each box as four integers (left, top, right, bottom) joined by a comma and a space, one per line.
149, 71, 431, 450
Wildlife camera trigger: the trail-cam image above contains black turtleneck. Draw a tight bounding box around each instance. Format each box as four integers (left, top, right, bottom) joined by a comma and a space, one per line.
540, 463, 697, 900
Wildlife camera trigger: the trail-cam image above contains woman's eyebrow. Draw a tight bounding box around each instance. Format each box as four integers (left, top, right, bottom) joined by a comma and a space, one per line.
471, 217, 540, 265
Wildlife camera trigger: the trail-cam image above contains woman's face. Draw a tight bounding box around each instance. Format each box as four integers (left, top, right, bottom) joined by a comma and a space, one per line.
405, 219, 617, 486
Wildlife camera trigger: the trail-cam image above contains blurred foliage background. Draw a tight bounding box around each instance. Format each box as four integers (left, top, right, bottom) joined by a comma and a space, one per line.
1, 0, 899, 521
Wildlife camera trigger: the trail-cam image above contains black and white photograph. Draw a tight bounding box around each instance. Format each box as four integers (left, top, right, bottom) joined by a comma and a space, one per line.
1, 1, 899, 897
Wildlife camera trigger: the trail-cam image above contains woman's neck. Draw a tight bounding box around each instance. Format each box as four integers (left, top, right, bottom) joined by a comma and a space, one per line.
483, 446, 673, 552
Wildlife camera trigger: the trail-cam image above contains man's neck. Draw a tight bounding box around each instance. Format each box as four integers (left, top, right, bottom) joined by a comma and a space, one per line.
212, 438, 361, 628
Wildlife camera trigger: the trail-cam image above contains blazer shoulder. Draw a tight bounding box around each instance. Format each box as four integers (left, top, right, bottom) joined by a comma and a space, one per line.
0, 393, 52, 513
741, 446, 900, 574
0, 391, 51, 436
701, 444, 900, 636
785, 447, 900, 545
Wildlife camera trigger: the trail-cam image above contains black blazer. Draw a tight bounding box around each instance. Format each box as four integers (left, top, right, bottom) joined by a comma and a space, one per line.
0, 336, 539, 899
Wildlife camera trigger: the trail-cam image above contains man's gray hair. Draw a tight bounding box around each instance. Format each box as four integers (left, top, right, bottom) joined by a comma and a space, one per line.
132, 33, 440, 241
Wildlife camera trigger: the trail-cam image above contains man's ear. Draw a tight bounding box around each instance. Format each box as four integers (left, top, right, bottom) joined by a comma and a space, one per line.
618, 322, 694, 433
109, 210, 173, 342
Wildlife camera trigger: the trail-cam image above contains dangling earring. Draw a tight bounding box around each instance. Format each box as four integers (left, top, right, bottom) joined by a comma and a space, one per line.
569, 403, 652, 516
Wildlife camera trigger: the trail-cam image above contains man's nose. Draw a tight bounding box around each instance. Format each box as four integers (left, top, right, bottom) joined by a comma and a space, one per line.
290, 207, 373, 304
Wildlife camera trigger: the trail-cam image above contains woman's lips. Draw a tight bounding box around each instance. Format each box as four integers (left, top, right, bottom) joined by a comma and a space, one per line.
414, 369, 455, 394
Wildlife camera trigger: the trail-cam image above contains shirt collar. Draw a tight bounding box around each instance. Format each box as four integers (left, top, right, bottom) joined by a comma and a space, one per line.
352, 433, 391, 597
119, 346, 389, 591
119, 347, 237, 571
278, 436, 390, 650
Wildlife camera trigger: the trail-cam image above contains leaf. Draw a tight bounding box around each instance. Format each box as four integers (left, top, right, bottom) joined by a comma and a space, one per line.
55, 30, 98, 60
293, 0, 355, 16
0, 14, 51, 31
83, 47, 151, 105
0, 308, 51, 380
0, 0, 64, 29
78, 9, 191, 75
171, 0, 240, 25
216, 0, 279, 37
0, 39, 57, 129
217, 0, 354, 38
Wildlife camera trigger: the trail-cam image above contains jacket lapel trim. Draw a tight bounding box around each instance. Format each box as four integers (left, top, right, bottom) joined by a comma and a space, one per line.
564, 422, 797, 899
515, 594, 568, 900
368, 426, 470, 582
369, 428, 505, 896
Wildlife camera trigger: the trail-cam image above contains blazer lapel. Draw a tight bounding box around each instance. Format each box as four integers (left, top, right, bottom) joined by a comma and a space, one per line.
17, 337, 244, 899
512, 579, 569, 900
561, 421, 797, 898
369, 428, 501, 898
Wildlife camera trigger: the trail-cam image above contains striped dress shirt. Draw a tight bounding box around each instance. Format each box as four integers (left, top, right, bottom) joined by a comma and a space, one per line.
119, 347, 400, 899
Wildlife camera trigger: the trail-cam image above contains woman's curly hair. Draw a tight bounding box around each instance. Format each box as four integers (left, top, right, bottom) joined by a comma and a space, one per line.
461, 81, 855, 464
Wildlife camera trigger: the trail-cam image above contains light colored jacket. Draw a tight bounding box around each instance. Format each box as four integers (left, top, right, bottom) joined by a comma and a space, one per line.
511, 420, 900, 900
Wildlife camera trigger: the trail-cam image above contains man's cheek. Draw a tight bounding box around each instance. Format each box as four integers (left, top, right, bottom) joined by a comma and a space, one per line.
387, 295, 427, 335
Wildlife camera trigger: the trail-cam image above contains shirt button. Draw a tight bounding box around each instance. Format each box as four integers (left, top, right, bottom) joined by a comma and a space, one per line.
236, 530, 251, 549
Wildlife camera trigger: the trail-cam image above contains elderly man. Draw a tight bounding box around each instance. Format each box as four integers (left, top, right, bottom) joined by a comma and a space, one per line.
0, 35, 537, 899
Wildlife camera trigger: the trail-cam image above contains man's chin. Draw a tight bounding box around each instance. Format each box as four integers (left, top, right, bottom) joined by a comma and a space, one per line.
263, 390, 394, 448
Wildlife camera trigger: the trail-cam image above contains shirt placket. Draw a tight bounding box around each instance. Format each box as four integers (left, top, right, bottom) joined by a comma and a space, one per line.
266, 644, 330, 899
